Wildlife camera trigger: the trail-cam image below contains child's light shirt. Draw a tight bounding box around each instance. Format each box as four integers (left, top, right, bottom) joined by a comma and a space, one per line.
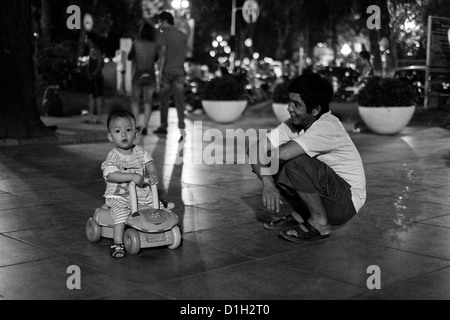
101, 145, 153, 202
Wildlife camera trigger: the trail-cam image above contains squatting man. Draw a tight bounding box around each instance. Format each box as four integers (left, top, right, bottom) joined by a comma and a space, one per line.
249, 73, 366, 242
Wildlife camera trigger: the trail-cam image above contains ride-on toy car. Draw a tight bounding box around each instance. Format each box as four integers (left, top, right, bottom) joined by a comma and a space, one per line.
86, 181, 182, 255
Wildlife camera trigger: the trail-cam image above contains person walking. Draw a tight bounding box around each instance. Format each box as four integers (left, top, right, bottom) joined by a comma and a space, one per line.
128, 23, 166, 135
358, 50, 374, 80
153, 11, 188, 142
84, 32, 104, 124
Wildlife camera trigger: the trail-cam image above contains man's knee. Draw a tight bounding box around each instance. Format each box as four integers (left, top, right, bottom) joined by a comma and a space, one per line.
283, 155, 312, 173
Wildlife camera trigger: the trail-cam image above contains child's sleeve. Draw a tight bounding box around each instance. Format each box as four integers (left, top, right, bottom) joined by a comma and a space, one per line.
101, 157, 120, 181
143, 149, 153, 165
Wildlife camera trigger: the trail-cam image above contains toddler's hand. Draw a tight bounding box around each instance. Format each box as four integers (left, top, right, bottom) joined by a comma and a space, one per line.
146, 174, 158, 186
132, 174, 145, 188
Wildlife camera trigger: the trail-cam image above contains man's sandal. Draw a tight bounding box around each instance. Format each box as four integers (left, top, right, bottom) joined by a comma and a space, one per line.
110, 244, 126, 258
279, 221, 331, 243
263, 214, 299, 231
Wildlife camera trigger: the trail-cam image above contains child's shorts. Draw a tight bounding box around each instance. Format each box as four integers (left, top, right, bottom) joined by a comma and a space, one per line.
105, 197, 166, 225
106, 197, 151, 225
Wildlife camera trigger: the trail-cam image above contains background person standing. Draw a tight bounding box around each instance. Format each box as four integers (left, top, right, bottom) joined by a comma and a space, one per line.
128, 23, 166, 136
83, 32, 104, 124
153, 11, 188, 142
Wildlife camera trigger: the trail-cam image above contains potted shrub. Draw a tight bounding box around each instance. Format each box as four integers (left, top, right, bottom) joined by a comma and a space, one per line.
201, 75, 248, 124
271, 77, 291, 122
355, 76, 417, 135
35, 40, 78, 116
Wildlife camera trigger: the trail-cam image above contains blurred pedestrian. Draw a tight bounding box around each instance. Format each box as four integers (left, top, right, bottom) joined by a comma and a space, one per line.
84, 32, 104, 124
128, 23, 166, 136
358, 50, 374, 80
153, 11, 188, 143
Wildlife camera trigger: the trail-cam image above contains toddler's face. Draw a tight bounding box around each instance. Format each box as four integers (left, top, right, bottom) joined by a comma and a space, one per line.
107, 117, 136, 151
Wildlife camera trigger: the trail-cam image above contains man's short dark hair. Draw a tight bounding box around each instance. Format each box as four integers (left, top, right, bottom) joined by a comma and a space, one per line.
107, 110, 136, 132
288, 73, 334, 116
159, 11, 174, 25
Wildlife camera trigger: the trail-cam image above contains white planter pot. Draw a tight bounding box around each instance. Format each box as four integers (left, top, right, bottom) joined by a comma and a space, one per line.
272, 103, 290, 123
201, 100, 248, 124
358, 106, 416, 135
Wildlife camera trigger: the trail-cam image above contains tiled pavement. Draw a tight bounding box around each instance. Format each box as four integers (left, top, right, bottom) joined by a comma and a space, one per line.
1, 104, 450, 300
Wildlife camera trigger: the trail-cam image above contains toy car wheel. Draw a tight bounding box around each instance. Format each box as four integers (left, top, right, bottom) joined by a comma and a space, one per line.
168, 226, 182, 250
86, 218, 101, 243
124, 228, 141, 255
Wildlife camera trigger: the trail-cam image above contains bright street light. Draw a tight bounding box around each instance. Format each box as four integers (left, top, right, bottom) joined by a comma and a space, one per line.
171, 0, 189, 10
340, 44, 352, 56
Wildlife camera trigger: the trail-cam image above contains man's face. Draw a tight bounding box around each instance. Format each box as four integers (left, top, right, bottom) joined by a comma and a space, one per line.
287, 93, 317, 129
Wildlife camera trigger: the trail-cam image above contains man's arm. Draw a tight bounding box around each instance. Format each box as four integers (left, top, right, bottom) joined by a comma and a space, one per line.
249, 136, 283, 213
156, 44, 166, 83
278, 140, 306, 162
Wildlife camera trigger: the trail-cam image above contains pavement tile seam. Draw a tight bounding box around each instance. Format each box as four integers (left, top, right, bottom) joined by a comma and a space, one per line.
0, 227, 44, 236
418, 220, 450, 229
3, 228, 83, 259
353, 216, 416, 232
146, 258, 265, 290
261, 236, 450, 295
139, 258, 313, 294
353, 230, 450, 263
0, 234, 167, 294
144, 258, 368, 300
369, 193, 450, 208
0, 257, 144, 300
358, 209, 450, 226
261, 258, 373, 292
379, 265, 450, 300
5, 225, 265, 287
182, 221, 343, 260
0, 256, 56, 270
260, 238, 366, 289
1, 231, 67, 254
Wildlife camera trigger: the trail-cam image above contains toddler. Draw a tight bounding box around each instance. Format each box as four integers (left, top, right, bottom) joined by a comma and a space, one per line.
101, 110, 159, 258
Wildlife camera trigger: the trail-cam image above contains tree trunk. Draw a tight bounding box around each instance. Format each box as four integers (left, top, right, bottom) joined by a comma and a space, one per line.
40, 0, 52, 41
0, 0, 53, 139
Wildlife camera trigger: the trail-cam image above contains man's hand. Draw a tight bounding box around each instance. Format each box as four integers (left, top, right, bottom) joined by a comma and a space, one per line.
262, 184, 283, 214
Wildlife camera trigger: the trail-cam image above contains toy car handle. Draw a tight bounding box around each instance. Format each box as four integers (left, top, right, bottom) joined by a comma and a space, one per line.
129, 181, 159, 214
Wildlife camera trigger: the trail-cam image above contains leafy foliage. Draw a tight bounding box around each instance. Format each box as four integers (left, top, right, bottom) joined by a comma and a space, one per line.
356, 76, 417, 107
35, 40, 78, 89
202, 75, 246, 101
